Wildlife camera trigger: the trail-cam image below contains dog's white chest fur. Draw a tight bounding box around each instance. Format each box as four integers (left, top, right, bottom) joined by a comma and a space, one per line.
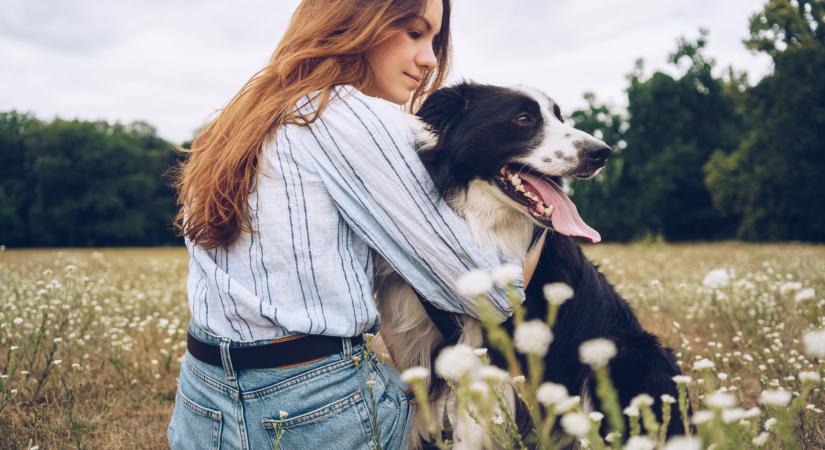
374, 179, 534, 449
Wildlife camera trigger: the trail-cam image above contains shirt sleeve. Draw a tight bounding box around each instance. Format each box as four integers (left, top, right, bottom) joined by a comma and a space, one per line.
298, 86, 524, 320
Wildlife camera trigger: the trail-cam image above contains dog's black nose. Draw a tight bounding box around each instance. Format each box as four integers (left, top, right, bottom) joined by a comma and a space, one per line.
584, 144, 612, 165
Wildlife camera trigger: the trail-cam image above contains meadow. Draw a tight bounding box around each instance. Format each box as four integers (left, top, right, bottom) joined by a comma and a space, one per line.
1, 243, 823, 449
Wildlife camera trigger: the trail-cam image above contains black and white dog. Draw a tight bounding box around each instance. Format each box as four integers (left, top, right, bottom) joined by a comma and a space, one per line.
374, 82, 685, 449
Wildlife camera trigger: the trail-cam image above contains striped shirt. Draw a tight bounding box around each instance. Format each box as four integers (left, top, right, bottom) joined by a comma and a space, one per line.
185, 85, 524, 341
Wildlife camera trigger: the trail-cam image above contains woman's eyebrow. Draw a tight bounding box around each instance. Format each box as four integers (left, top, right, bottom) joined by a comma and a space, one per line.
415, 15, 433, 32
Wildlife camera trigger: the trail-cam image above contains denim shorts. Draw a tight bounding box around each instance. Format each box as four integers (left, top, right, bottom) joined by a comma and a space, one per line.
167, 321, 416, 450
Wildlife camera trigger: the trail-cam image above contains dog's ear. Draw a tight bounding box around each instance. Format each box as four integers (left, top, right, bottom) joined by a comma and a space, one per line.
415, 83, 470, 134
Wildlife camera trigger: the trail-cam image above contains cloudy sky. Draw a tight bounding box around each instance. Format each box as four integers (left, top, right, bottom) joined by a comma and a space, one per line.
1, 0, 772, 143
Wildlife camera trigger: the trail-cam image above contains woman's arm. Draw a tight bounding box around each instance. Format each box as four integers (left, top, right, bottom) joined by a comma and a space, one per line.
300, 87, 524, 320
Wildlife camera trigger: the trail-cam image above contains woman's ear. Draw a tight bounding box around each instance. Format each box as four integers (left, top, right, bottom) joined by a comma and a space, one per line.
415, 82, 471, 134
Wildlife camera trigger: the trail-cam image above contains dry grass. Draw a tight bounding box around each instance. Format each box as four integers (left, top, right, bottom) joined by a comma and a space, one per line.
1, 243, 823, 449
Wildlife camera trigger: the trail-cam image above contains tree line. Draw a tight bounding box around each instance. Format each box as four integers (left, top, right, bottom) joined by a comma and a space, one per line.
1, 0, 822, 246
570, 0, 825, 242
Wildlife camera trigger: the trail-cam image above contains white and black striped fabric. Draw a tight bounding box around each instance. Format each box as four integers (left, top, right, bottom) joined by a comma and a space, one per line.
185, 85, 524, 341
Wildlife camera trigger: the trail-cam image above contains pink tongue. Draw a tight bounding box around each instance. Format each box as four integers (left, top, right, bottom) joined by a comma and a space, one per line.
519, 173, 601, 243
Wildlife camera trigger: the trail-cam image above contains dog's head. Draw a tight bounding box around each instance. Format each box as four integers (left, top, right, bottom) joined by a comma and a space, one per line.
415, 82, 608, 243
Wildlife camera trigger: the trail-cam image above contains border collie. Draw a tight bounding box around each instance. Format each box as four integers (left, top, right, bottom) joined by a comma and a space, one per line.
374, 83, 686, 449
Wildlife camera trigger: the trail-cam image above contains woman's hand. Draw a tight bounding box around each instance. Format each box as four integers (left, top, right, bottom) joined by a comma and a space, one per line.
523, 231, 546, 287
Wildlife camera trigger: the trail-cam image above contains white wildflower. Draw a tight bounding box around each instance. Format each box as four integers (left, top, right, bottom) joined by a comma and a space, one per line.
722, 407, 760, 423
672, 375, 692, 385
799, 371, 821, 383
456, 269, 493, 297
692, 358, 715, 371
702, 269, 730, 288
469, 381, 489, 398
803, 329, 825, 359
664, 436, 702, 450
704, 391, 737, 409
555, 395, 582, 413
623, 436, 655, 450
630, 394, 654, 408
560, 412, 591, 437
514, 320, 553, 356
544, 282, 574, 305
479, 366, 508, 383
764, 417, 777, 430
759, 389, 792, 407
589, 412, 604, 422
473, 348, 488, 358
661, 394, 676, 404
579, 338, 617, 367
13, 317, 23, 325
434, 344, 480, 381
52, 360, 63, 366
512, 375, 526, 384
400, 367, 429, 384
779, 281, 802, 295
795, 288, 815, 302
752, 432, 770, 447
279, 410, 288, 420
690, 410, 714, 425
536, 382, 569, 407
623, 405, 639, 417
491, 263, 521, 286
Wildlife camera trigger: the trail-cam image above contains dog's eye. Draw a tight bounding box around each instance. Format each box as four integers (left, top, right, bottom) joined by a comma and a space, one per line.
513, 114, 533, 127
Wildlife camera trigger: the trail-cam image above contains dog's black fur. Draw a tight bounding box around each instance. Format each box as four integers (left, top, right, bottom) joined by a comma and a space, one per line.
412, 83, 687, 443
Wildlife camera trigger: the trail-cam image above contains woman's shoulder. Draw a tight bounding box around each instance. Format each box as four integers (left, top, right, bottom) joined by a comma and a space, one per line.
327, 85, 408, 124
305, 85, 420, 139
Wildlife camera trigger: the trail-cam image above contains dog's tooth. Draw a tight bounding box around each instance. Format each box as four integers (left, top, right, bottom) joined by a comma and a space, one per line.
500, 167, 507, 176
544, 204, 554, 217
515, 185, 525, 192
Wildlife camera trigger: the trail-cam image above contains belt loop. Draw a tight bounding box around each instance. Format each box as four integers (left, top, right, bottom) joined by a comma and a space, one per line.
219, 338, 237, 382
342, 336, 353, 359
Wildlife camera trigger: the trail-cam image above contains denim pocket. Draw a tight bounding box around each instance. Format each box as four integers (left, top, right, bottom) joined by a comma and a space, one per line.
168, 385, 223, 450
262, 390, 373, 450
369, 366, 416, 450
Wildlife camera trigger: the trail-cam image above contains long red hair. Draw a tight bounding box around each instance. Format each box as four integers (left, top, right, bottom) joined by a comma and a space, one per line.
175, 0, 452, 249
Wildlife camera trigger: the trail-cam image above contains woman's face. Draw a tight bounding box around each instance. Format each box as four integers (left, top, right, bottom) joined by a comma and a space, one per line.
364, 0, 443, 105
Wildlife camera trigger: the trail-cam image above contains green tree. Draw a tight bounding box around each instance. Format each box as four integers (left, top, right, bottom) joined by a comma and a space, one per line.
0, 112, 40, 244
567, 93, 635, 240
705, 0, 825, 241
0, 115, 180, 246
572, 31, 743, 241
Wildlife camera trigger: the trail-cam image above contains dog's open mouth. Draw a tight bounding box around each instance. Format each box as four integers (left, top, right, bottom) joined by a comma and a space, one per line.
495, 165, 601, 243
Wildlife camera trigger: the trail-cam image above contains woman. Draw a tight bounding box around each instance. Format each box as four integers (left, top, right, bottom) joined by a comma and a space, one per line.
168, 0, 529, 448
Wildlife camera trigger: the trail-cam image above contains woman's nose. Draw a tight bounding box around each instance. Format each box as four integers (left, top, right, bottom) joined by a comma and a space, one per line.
416, 44, 437, 70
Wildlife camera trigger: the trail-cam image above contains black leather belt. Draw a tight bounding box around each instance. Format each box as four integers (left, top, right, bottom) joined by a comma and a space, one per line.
187, 331, 364, 370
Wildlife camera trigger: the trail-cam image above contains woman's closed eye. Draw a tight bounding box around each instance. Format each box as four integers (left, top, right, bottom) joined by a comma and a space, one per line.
407, 29, 422, 39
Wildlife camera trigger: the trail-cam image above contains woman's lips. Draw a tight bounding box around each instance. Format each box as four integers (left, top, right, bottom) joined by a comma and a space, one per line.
404, 73, 421, 84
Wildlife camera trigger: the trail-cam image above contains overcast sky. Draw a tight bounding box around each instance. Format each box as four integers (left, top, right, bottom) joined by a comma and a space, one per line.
1, 0, 773, 143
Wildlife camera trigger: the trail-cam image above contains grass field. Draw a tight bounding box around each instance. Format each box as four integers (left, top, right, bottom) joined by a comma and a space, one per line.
1, 243, 823, 449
